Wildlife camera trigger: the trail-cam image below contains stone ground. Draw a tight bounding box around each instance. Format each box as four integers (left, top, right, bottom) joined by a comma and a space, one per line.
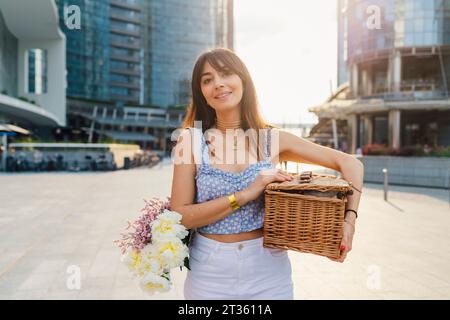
0, 159, 449, 300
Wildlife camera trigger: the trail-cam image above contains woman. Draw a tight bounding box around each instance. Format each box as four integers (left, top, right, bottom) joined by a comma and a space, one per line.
171, 48, 364, 300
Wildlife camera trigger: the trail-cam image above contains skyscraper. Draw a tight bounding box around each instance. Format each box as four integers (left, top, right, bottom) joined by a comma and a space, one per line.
56, 0, 143, 105
146, 0, 233, 107
56, 0, 233, 107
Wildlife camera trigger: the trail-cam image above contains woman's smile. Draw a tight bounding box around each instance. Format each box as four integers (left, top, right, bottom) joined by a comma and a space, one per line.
214, 91, 232, 101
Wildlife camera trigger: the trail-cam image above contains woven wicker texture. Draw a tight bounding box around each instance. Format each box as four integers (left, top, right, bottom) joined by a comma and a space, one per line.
264, 173, 352, 259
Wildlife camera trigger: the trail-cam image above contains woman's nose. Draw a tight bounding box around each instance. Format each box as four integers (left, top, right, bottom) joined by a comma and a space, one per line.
214, 76, 225, 88
215, 82, 225, 90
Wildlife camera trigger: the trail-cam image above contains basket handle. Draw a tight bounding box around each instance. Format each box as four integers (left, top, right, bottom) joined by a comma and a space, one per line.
298, 171, 312, 184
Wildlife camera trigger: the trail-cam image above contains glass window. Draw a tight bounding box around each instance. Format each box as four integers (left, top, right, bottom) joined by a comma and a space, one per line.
414, 18, 424, 32
414, 33, 425, 45
405, 18, 414, 32
27, 48, 47, 94
424, 18, 434, 31
403, 33, 414, 46
444, 0, 450, 10
423, 32, 434, 44
405, 1, 413, 12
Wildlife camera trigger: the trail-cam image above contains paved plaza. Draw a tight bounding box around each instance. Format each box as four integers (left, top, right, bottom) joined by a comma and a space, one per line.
0, 159, 450, 300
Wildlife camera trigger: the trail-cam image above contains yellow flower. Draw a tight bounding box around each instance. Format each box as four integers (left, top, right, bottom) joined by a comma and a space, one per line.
122, 248, 142, 274
139, 272, 171, 295
140, 245, 165, 275
154, 238, 189, 269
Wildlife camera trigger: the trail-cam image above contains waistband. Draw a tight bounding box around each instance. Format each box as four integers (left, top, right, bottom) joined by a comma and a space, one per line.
192, 231, 263, 251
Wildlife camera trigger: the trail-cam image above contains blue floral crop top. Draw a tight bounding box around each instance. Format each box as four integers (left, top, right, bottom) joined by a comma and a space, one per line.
192, 127, 275, 234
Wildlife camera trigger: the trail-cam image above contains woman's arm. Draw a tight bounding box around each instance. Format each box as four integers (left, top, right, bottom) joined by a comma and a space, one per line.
278, 129, 364, 223
170, 129, 255, 229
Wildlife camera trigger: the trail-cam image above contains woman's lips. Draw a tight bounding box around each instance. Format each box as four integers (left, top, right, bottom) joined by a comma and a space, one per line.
214, 92, 231, 100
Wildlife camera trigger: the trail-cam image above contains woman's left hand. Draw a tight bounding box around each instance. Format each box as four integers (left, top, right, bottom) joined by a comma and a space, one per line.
328, 220, 355, 263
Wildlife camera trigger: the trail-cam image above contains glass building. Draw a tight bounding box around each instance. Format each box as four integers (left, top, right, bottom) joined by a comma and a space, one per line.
56, 0, 141, 104
56, 0, 233, 107
0, 10, 17, 98
311, 0, 450, 153
147, 0, 233, 107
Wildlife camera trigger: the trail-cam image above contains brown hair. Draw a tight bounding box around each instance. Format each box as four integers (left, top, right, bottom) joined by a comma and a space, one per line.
181, 48, 276, 160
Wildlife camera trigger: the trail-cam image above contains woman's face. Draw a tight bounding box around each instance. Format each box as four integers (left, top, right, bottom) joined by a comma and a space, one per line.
200, 61, 243, 113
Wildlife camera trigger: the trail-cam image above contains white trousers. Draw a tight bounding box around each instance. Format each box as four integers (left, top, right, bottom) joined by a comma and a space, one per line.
184, 232, 294, 300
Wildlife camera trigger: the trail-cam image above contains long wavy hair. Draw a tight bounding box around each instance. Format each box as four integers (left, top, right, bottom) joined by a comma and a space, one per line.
182, 48, 275, 161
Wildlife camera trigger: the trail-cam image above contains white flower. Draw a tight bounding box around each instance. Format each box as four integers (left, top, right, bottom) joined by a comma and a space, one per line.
139, 272, 171, 295
154, 237, 189, 269
151, 211, 189, 241
122, 248, 142, 275
139, 245, 165, 275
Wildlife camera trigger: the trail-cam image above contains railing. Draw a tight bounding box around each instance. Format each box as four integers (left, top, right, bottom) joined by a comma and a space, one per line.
110, 0, 142, 11
110, 40, 141, 50
110, 68, 140, 76
110, 12, 141, 24
360, 80, 448, 100
110, 27, 140, 37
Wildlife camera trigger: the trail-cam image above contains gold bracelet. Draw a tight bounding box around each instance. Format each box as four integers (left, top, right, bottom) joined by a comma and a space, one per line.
228, 193, 240, 211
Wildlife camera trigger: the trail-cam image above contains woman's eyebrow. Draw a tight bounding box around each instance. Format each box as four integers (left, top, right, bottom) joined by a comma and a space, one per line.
200, 72, 212, 78
201, 67, 230, 79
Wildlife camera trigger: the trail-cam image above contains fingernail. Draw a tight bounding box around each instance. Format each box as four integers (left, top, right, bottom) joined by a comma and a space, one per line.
340, 245, 346, 251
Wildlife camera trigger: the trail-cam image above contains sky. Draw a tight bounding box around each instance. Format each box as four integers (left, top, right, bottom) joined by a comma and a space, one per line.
234, 0, 338, 125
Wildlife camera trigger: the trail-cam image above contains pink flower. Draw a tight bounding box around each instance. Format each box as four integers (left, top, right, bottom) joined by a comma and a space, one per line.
115, 197, 171, 254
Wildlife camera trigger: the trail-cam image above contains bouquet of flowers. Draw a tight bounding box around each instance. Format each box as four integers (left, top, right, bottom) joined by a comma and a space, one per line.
115, 197, 191, 295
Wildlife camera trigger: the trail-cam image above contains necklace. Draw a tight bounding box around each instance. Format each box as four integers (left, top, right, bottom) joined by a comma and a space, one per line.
215, 118, 242, 150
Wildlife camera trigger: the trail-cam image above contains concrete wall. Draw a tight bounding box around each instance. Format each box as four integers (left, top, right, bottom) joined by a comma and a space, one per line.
361, 156, 450, 188
17, 38, 66, 126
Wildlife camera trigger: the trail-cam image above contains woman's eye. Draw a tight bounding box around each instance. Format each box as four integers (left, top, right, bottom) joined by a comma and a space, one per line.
203, 78, 211, 84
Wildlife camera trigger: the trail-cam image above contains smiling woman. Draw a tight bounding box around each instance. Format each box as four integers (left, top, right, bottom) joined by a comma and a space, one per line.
170, 48, 364, 300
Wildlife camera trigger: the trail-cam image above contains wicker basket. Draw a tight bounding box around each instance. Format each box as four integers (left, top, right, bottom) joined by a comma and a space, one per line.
263, 172, 353, 259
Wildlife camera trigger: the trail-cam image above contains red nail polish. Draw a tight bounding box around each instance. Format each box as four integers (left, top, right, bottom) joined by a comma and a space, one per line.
340, 245, 346, 251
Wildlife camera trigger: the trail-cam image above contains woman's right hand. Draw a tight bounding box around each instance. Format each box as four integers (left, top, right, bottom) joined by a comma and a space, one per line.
245, 168, 293, 201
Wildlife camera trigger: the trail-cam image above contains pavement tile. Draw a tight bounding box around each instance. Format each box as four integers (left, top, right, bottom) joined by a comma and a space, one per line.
1, 164, 450, 300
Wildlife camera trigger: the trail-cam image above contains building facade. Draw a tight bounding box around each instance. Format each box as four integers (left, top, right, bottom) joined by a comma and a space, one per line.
311, 0, 450, 153
0, 0, 66, 137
